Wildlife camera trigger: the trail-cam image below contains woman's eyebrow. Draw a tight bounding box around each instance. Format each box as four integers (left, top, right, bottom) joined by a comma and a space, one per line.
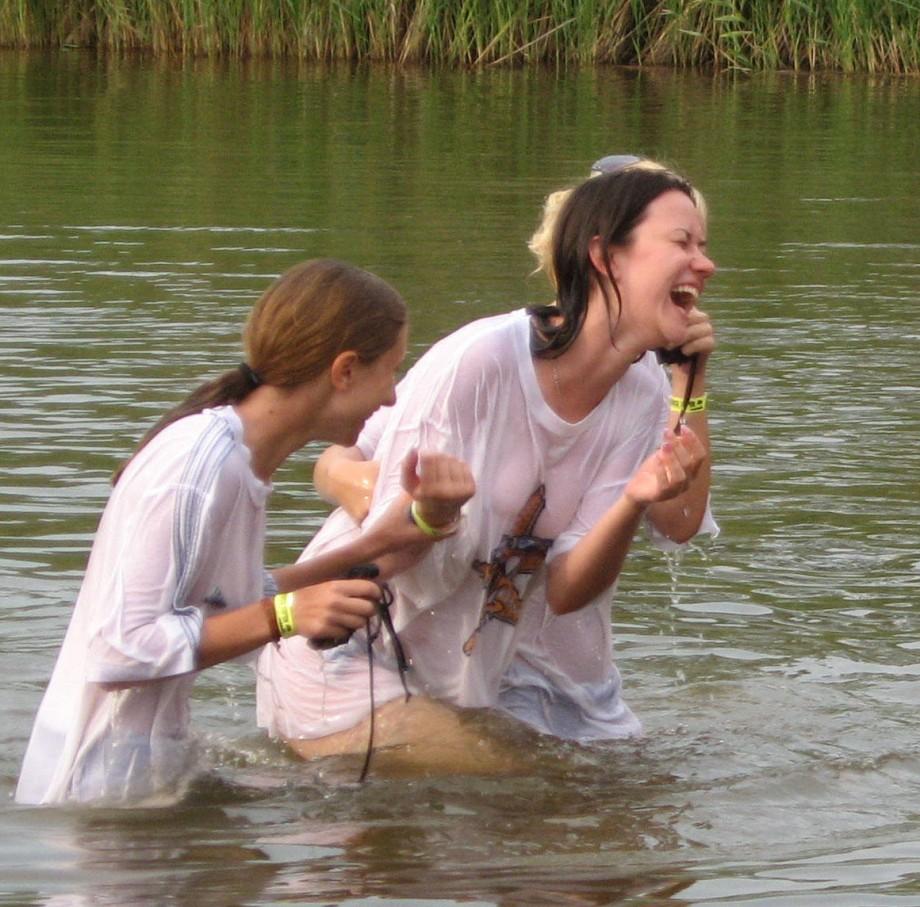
672, 226, 708, 247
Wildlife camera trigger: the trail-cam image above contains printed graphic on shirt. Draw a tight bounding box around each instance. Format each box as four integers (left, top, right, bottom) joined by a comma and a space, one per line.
463, 484, 554, 655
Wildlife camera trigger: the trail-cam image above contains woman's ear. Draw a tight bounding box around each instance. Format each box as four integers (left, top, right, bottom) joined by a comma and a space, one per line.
588, 235, 617, 281
329, 350, 360, 391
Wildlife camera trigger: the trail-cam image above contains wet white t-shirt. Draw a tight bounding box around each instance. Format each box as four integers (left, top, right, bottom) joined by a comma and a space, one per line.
256, 310, 716, 743
16, 406, 271, 805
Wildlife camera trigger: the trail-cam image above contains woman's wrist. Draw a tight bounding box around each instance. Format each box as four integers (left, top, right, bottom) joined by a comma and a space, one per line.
620, 490, 651, 517
409, 500, 460, 538
261, 593, 296, 641
670, 393, 708, 414
412, 500, 461, 530
260, 596, 281, 642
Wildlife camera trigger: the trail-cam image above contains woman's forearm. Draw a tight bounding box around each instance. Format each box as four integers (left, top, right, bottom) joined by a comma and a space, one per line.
197, 599, 277, 670
648, 357, 712, 542
546, 400, 711, 614
545, 494, 647, 615
271, 509, 409, 593
198, 574, 386, 669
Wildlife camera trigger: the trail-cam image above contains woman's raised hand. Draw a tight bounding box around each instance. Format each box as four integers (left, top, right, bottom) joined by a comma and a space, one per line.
400, 449, 476, 530
675, 306, 716, 364
624, 426, 706, 508
350, 450, 476, 577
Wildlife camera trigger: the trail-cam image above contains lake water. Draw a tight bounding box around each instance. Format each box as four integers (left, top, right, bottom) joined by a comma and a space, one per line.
2, 51, 920, 904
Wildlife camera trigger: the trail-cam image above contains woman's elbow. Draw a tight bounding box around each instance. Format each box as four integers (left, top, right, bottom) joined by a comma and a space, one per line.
665, 526, 697, 545
545, 560, 620, 616
652, 508, 704, 546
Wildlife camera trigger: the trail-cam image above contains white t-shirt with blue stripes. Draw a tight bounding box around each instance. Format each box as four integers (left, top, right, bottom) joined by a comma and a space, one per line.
16, 406, 271, 805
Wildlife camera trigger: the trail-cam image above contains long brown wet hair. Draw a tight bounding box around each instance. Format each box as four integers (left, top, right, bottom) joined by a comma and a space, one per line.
114, 258, 407, 484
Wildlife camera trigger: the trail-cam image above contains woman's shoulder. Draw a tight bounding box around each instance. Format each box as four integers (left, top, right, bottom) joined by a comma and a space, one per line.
122, 407, 265, 501
150, 407, 240, 466
425, 309, 526, 356
413, 310, 529, 379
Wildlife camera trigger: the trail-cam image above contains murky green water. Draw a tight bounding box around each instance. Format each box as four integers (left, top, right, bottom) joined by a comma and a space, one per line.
2, 51, 920, 904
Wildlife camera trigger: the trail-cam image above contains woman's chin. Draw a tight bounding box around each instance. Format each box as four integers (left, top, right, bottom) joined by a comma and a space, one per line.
329, 421, 362, 448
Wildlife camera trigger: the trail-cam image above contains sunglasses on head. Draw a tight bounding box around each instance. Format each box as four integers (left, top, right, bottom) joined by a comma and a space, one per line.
590, 154, 642, 175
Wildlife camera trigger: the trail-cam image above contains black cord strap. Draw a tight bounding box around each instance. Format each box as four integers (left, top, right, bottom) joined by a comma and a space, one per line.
673, 355, 699, 436
358, 582, 411, 782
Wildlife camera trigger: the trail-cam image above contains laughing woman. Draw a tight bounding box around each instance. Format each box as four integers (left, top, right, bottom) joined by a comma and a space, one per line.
15, 259, 474, 805
257, 165, 717, 763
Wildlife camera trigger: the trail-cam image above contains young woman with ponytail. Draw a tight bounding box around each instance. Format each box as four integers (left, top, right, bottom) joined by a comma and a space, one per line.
15, 259, 474, 805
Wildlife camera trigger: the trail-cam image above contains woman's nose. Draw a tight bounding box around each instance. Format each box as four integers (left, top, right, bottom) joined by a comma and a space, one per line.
695, 251, 716, 277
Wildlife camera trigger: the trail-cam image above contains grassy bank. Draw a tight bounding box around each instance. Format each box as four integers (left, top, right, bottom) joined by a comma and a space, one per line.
1, 0, 918, 72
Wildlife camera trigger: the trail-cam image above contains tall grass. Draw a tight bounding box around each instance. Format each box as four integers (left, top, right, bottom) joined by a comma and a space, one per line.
1, 0, 918, 71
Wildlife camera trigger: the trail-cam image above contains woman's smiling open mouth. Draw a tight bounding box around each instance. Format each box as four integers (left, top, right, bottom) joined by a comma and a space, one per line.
670, 284, 699, 308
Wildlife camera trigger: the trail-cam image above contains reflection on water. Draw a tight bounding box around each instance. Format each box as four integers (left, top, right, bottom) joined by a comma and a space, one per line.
1, 52, 920, 905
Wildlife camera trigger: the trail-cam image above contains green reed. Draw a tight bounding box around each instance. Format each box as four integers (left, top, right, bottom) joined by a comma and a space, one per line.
1, 0, 918, 71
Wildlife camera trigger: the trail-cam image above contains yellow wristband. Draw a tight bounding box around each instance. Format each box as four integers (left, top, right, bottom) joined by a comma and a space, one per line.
273, 592, 296, 638
670, 393, 708, 414
409, 500, 458, 539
